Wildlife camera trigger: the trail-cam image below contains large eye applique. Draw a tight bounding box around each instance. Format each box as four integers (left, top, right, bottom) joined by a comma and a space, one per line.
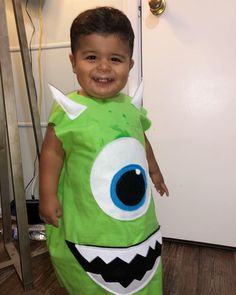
90, 138, 151, 220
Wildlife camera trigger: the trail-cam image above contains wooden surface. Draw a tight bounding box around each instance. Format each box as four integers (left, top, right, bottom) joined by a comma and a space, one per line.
0, 0, 33, 287
0, 237, 66, 295
0, 237, 235, 294
163, 241, 236, 295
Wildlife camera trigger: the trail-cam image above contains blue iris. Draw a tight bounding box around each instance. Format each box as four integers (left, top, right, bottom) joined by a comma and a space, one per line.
110, 164, 147, 211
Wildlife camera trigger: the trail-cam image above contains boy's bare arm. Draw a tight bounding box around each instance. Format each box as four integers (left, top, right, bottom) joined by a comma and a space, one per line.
144, 134, 169, 197
39, 124, 64, 226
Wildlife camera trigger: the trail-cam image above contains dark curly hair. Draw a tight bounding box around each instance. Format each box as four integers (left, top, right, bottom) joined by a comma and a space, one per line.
70, 6, 135, 57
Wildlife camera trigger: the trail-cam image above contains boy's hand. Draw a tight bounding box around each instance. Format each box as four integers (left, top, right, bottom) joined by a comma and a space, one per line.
39, 196, 62, 227
150, 172, 169, 197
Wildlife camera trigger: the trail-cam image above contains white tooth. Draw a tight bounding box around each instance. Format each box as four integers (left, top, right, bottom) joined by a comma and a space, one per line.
149, 234, 157, 250
135, 243, 150, 258
156, 230, 162, 245
75, 230, 161, 264
75, 245, 98, 263
149, 229, 162, 250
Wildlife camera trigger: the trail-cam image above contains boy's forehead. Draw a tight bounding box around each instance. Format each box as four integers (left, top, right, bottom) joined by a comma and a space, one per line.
76, 33, 131, 54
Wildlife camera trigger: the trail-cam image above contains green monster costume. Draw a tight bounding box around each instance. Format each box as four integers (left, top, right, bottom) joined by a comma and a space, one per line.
46, 84, 163, 294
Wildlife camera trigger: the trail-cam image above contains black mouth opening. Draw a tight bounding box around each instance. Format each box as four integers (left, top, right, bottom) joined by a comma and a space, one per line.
66, 232, 161, 288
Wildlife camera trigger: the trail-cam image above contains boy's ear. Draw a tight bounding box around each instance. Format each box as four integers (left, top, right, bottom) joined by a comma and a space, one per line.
69, 54, 76, 73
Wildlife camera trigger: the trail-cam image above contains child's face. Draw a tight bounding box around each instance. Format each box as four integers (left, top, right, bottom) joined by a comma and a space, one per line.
69, 33, 134, 99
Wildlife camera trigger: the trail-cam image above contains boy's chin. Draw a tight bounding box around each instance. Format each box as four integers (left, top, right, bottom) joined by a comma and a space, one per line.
88, 91, 120, 99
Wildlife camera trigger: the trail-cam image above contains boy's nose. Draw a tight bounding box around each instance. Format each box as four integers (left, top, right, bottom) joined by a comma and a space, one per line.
97, 59, 111, 72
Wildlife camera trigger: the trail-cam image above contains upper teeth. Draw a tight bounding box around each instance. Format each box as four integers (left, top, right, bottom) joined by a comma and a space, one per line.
75, 229, 162, 264
94, 78, 111, 82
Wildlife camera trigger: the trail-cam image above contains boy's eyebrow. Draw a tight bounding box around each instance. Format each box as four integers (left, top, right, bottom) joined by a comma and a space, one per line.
81, 50, 128, 59
110, 53, 127, 59
80, 50, 96, 55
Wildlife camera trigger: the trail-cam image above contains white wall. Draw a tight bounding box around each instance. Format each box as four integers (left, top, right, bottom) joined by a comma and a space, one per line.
142, 0, 236, 247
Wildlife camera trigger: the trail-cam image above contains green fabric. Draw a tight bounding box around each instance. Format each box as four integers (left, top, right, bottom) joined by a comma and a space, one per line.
46, 92, 162, 294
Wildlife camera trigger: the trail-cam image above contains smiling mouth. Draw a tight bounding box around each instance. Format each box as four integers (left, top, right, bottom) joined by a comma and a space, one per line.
66, 228, 162, 294
92, 77, 114, 83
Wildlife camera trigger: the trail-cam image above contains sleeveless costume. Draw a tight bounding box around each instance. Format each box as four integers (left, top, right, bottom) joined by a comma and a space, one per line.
46, 85, 163, 294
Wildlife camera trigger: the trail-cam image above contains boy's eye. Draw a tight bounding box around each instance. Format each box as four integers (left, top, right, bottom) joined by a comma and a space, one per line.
111, 57, 122, 63
86, 55, 96, 61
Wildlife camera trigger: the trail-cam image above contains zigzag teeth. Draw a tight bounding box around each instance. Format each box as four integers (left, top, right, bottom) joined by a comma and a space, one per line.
75, 230, 161, 264
87, 257, 161, 294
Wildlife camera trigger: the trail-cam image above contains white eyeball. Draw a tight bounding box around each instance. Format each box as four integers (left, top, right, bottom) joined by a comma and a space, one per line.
90, 137, 151, 220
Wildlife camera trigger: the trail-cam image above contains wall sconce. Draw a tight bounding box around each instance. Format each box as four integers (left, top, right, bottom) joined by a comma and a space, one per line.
149, 0, 166, 16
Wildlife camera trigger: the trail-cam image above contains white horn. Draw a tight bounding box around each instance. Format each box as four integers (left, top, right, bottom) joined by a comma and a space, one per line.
48, 84, 87, 120
131, 80, 144, 110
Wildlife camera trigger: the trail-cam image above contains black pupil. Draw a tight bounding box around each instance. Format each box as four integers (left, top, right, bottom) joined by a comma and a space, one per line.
116, 169, 146, 206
